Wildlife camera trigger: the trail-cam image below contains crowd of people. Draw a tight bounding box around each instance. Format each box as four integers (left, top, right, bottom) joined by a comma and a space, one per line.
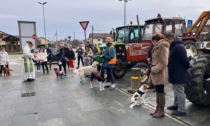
1, 34, 190, 118
21, 41, 102, 79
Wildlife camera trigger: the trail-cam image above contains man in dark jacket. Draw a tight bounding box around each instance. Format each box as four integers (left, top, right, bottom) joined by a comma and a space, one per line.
147, 44, 154, 89
64, 44, 70, 69
76, 44, 84, 69
166, 33, 190, 116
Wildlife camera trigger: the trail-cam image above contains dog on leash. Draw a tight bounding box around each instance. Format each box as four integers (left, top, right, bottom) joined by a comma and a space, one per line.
73, 61, 99, 82
53, 68, 64, 78
2, 66, 13, 76
130, 84, 149, 108
90, 70, 106, 91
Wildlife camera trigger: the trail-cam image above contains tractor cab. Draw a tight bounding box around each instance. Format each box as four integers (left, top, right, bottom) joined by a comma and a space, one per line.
143, 14, 187, 41
143, 14, 198, 57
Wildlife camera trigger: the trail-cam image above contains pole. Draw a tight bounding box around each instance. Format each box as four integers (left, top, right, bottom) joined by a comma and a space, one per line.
136, 15, 141, 41
56, 30, 57, 47
124, 1, 126, 26
42, 5, 47, 45
92, 25, 94, 46
74, 32, 75, 40
84, 30, 86, 44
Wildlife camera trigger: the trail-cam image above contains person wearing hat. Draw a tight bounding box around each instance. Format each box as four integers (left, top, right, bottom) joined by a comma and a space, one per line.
22, 41, 35, 81
102, 37, 116, 90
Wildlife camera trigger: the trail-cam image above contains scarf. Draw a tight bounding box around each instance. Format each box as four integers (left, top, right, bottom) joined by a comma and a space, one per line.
24, 57, 33, 72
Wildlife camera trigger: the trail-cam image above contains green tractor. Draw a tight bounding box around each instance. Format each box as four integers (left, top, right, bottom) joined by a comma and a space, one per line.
97, 25, 151, 83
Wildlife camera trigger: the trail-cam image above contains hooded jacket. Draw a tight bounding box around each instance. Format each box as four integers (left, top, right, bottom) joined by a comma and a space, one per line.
148, 39, 170, 85
102, 43, 116, 69
168, 40, 190, 84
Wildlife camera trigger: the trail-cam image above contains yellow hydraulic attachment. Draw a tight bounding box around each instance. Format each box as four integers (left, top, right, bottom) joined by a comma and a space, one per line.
187, 11, 210, 36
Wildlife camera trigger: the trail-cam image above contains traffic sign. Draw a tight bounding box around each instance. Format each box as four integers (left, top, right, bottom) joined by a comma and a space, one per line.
187, 20, 193, 28
32, 34, 37, 40
79, 21, 89, 31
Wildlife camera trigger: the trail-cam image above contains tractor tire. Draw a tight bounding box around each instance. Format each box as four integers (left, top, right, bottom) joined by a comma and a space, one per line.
113, 61, 127, 79
133, 62, 149, 84
183, 40, 198, 57
185, 55, 210, 106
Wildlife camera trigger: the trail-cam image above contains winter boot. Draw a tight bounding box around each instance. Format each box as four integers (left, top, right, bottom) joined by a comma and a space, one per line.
153, 93, 165, 118
150, 93, 159, 116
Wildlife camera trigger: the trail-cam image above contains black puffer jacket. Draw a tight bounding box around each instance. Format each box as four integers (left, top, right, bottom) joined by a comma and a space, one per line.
168, 40, 190, 84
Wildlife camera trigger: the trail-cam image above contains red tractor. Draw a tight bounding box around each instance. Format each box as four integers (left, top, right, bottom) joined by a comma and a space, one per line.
110, 25, 151, 84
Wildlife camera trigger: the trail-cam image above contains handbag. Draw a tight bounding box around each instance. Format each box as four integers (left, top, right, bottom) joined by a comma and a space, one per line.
58, 61, 62, 65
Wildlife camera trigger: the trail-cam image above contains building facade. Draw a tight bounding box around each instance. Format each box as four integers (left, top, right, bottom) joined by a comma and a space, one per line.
88, 33, 113, 45
0, 31, 20, 52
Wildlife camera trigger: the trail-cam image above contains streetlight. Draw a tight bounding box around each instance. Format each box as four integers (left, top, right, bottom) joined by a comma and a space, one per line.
68, 36, 71, 45
38, 2, 47, 45
119, 0, 131, 26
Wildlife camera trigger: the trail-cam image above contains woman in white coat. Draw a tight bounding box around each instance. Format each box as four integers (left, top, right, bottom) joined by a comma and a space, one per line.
22, 41, 35, 81
38, 47, 49, 74
0, 47, 9, 76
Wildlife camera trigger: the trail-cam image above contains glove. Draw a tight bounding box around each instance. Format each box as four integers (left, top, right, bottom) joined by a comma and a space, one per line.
101, 55, 106, 59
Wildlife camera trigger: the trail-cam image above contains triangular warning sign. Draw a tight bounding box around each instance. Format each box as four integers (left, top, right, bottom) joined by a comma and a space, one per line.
79, 21, 89, 31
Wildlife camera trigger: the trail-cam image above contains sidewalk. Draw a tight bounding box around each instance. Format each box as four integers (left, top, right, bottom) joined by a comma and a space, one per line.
0, 57, 182, 126
117, 70, 210, 126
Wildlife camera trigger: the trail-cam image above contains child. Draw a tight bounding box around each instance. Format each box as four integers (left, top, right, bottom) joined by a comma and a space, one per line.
34, 50, 41, 72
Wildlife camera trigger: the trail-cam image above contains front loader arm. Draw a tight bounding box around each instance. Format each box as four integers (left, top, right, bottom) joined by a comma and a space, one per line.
187, 11, 210, 36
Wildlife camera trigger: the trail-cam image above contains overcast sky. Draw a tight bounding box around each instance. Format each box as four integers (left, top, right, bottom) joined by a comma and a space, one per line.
1, 0, 210, 41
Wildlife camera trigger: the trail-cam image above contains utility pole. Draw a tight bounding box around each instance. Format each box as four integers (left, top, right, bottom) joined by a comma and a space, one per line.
74, 32, 75, 40
38, 2, 47, 45
119, 0, 131, 26
92, 25, 94, 46
56, 30, 57, 47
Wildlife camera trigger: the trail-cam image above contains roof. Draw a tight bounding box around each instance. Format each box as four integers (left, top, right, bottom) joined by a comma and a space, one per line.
0, 31, 19, 41
145, 17, 185, 24
3, 35, 19, 41
89, 33, 113, 39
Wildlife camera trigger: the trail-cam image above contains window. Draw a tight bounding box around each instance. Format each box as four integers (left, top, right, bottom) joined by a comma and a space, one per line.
130, 28, 139, 43
174, 21, 185, 36
165, 20, 172, 33
143, 23, 162, 40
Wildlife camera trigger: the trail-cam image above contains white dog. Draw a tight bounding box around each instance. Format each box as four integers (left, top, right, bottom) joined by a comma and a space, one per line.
74, 61, 99, 82
130, 84, 149, 108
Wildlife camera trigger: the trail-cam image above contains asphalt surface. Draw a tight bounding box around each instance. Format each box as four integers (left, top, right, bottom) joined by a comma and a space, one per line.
0, 55, 210, 126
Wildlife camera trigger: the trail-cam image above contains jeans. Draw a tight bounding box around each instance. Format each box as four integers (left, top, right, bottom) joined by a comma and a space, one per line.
105, 67, 114, 84
77, 56, 84, 68
41, 62, 49, 74
36, 61, 41, 70
172, 84, 186, 113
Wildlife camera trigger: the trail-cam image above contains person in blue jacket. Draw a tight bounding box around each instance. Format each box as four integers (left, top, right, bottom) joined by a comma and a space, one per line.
166, 33, 190, 116
102, 37, 116, 90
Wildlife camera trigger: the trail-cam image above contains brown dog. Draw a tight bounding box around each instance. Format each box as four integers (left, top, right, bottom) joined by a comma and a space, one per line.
2, 66, 13, 76
53, 68, 64, 78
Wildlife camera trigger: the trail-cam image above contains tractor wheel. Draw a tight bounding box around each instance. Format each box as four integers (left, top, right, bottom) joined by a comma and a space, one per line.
113, 62, 127, 79
133, 62, 149, 84
185, 55, 210, 106
183, 40, 198, 57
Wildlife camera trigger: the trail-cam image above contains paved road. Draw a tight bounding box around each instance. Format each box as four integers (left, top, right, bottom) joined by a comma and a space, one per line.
0, 55, 209, 126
